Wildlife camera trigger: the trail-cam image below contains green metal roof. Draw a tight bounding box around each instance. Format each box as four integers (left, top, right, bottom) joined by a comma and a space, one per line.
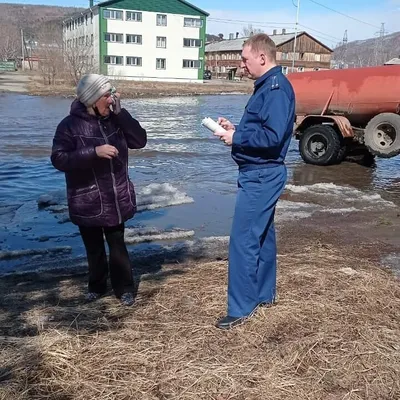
98, 0, 209, 16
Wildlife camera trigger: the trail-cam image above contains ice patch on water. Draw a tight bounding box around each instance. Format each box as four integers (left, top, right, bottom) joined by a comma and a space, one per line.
286, 183, 395, 207
276, 211, 313, 222
319, 207, 359, 214
277, 200, 318, 210
0, 236, 231, 276
37, 190, 66, 208
0, 246, 72, 261
36, 184, 194, 216
125, 227, 195, 244
46, 205, 68, 213
286, 183, 358, 196
136, 183, 194, 211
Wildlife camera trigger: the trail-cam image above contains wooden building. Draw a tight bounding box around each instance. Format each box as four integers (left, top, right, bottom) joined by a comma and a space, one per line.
205, 30, 333, 79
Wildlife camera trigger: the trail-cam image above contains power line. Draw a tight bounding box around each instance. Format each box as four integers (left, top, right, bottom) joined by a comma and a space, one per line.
207, 18, 339, 44
308, 0, 381, 29
208, 17, 294, 26
297, 24, 342, 42
207, 19, 297, 34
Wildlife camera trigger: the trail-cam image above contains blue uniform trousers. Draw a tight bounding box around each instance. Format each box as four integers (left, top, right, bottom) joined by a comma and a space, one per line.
227, 165, 287, 317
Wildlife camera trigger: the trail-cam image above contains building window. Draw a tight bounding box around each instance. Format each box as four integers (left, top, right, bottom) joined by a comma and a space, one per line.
103, 9, 123, 20
297, 66, 304, 72
126, 11, 142, 21
184, 17, 202, 27
104, 33, 123, 43
85, 14, 88, 25
156, 14, 167, 26
156, 58, 166, 70
281, 52, 288, 60
156, 36, 166, 48
104, 56, 123, 65
91, 34, 94, 45
126, 34, 142, 44
90, 12, 93, 24
282, 66, 288, 75
313, 67, 320, 71
126, 56, 142, 66
183, 38, 202, 47
183, 59, 201, 69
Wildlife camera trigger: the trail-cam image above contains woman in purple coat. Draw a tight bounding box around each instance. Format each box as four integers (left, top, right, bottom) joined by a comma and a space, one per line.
51, 74, 147, 306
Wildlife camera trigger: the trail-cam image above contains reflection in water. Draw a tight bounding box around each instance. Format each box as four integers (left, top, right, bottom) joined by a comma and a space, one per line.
290, 162, 374, 191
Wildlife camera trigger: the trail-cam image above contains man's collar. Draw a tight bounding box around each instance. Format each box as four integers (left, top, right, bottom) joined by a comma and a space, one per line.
254, 65, 282, 88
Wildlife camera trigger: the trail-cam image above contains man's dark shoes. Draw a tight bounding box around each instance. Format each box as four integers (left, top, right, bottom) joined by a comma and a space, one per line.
215, 315, 246, 330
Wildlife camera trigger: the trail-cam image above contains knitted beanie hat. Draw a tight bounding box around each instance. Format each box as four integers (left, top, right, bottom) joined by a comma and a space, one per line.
76, 74, 112, 107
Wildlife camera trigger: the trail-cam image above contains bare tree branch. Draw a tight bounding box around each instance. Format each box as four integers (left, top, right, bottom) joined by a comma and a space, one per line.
241, 24, 264, 38
0, 23, 20, 61
35, 21, 96, 85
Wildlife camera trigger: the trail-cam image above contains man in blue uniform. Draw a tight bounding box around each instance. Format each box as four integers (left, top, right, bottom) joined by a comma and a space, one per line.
214, 33, 295, 330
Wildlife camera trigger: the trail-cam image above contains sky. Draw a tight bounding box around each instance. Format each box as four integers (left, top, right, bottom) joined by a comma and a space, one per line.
3, 0, 400, 47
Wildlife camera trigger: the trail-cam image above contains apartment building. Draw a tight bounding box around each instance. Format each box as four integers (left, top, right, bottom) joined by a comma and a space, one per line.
63, 0, 208, 82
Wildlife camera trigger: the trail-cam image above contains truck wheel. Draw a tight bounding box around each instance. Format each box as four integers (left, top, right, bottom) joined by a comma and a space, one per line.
299, 125, 343, 165
364, 113, 400, 158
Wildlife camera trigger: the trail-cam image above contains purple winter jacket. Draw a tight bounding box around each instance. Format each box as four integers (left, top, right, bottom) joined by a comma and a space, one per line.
51, 99, 147, 227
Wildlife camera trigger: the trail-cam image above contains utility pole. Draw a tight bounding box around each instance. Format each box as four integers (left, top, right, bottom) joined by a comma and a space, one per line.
341, 30, 348, 68
374, 22, 385, 66
379, 23, 385, 65
291, 0, 300, 73
21, 28, 25, 71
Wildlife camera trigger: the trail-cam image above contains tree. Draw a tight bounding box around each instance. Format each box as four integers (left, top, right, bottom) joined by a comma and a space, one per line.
0, 23, 20, 61
64, 40, 97, 85
241, 24, 264, 38
35, 22, 64, 84
35, 20, 96, 85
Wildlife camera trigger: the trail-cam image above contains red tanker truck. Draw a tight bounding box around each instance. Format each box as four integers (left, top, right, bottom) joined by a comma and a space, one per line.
287, 65, 400, 165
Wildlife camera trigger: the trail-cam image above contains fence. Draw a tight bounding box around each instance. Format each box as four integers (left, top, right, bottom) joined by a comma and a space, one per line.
0, 61, 17, 72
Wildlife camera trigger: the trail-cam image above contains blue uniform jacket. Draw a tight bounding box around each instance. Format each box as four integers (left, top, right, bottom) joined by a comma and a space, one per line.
232, 66, 295, 171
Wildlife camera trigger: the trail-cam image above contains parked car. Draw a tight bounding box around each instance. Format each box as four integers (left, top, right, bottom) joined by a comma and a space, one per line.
203, 70, 212, 80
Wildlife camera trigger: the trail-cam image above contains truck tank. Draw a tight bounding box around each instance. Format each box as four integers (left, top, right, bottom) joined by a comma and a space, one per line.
287, 65, 400, 127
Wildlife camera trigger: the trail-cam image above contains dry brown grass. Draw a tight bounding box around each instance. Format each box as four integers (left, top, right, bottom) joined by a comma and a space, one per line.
0, 243, 399, 400
27, 76, 253, 99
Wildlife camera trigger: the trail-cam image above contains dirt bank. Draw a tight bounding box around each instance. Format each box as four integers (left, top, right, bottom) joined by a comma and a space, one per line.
0, 72, 30, 93
1, 71, 254, 98
0, 210, 399, 400
28, 79, 253, 98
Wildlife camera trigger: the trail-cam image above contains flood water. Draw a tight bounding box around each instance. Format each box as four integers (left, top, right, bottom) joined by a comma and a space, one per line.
0, 93, 399, 274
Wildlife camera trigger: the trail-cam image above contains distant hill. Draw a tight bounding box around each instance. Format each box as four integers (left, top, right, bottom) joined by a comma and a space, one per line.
0, 3, 84, 40
333, 31, 400, 67
3, 2, 398, 68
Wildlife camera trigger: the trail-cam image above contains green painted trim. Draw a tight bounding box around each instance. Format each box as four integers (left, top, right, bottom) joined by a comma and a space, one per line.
100, 0, 208, 17
99, 7, 108, 75
198, 16, 206, 80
